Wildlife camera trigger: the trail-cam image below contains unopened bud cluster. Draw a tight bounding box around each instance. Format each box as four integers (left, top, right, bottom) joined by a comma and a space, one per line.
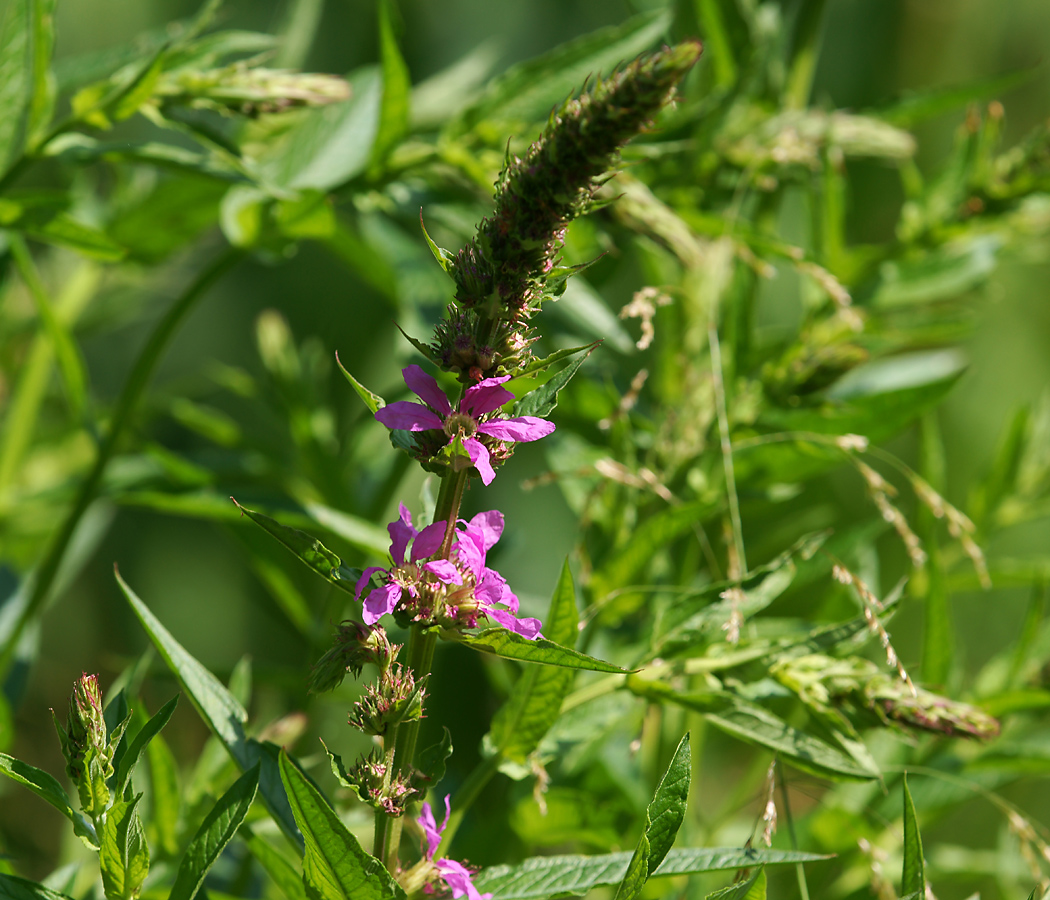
156, 66, 351, 116
428, 42, 702, 382
344, 750, 422, 817
348, 663, 426, 736
772, 654, 999, 740
53, 673, 129, 817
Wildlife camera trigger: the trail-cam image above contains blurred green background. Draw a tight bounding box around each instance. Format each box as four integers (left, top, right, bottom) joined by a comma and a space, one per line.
4, 0, 1050, 886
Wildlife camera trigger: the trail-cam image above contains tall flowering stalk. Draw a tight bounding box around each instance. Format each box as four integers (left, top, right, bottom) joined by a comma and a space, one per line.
309, 40, 701, 889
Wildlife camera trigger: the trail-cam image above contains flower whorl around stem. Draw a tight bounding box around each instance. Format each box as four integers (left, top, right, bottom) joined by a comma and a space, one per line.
434, 41, 702, 382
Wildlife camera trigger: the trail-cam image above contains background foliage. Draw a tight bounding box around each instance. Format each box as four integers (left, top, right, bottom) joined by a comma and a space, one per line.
3, 0, 1050, 899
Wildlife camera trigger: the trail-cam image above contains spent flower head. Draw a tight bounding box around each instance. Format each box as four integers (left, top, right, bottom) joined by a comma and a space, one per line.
356, 504, 542, 639
375, 365, 554, 485
308, 620, 396, 693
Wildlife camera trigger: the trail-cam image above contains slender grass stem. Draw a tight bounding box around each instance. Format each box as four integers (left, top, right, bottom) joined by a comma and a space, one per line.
0, 248, 243, 681
709, 322, 747, 575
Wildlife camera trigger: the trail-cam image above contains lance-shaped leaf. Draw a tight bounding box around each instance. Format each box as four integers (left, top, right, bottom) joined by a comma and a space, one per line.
116, 694, 178, 798
417, 727, 453, 787
242, 826, 308, 900
335, 352, 386, 414
487, 560, 580, 766
472, 847, 829, 899
98, 795, 150, 900
0, 753, 98, 848
625, 680, 878, 781
117, 569, 302, 850
169, 764, 260, 900
419, 212, 456, 278
277, 750, 405, 900
613, 733, 691, 900
512, 341, 598, 419
901, 776, 925, 899
0, 875, 76, 900
458, 628, 625, 674
706, 868, 766, 900
231, 500, 361, 596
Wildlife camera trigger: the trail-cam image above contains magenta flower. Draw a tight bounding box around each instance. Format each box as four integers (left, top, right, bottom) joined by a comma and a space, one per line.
419, 796, 491, 900
356, 506, 542, 639
374, 365, 555, 485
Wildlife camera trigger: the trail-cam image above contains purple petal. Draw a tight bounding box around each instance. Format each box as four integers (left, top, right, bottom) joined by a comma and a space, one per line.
388, 504, 416, 566
362, 583, 401, 625
477, 568, 518, 612
411, 521, 446, 561
477, 416, 555, 443
453, 530, 484, 578
375, 401, 444, 432
488, 608, 543, 640
461, 377, 514, 417
423, 559, 462, 585
418, 800, 442, 860
464, 437, 495, 485
436, 858, 492, 900
403, 364, 451, 416
467, 510, 504, 552
355, 566, 386, 600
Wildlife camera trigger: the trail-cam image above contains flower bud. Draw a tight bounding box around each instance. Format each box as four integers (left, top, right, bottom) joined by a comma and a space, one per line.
348, 664, 426, 736
309, 621, 396, 693
344, 750, 422, 817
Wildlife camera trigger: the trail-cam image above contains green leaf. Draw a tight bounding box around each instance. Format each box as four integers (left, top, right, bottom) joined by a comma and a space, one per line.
117, 570, 302, 850
231, 501, 361, 595
116, 695, 178, 798
472, 848, 829, 899
554, 278, 635, 354
0, 875, 76, 900
419, 213, 456, 278
277, 750, 405, 900
0, 0, 30, 170
459, 628, 625, 674
169, 764, 260, 900
98, 795, 150, 900
334, 354, 386, 413
21, 211, 127, 260
417, 727, 453, 787
369, 0, 410, 173
448, 9, 671, 135
259, 66, 382, 191
706, 868, 766, 900
0, 752, 98, 848
242, 827, 308, 900
901, 775, 925, 898
512, 342, 598, 419
614, 733, 691, 900
488, 560, 580, 764
146, 728, 181, 858
869, 236, 1000, 308
626, 682, 877, 781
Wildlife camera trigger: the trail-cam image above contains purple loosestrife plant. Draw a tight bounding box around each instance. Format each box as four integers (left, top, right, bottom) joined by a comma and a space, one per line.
375, 365, 554, 484
296, 39, 698, 884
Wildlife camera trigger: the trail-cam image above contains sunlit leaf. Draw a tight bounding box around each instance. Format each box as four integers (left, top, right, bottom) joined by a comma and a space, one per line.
902, 776, 925, 898
0, 753, 98, 848
459, 628, 625, 674
277, 750, 405, 900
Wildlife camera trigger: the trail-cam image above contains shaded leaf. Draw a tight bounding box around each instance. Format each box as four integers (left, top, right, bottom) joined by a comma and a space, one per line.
369, 0, 410, 172
512, 341, 599, 419
335, 354, 386, 414
169, 764, 260, 900
0, 752, 98, 848
232, 501, 361, 595
117, 570, 302, 849
116, 694, 178, 798
242, 827, 308, 900
0, 875, 75, 900
902, 775, 925, 898
706, 868, 765, 900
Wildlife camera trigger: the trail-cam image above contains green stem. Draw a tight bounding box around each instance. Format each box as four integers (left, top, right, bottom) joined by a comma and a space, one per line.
436, 753, 499, 855
0, 248, 243, 681
373, 721, 400, 863
784, 0, 828, 110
